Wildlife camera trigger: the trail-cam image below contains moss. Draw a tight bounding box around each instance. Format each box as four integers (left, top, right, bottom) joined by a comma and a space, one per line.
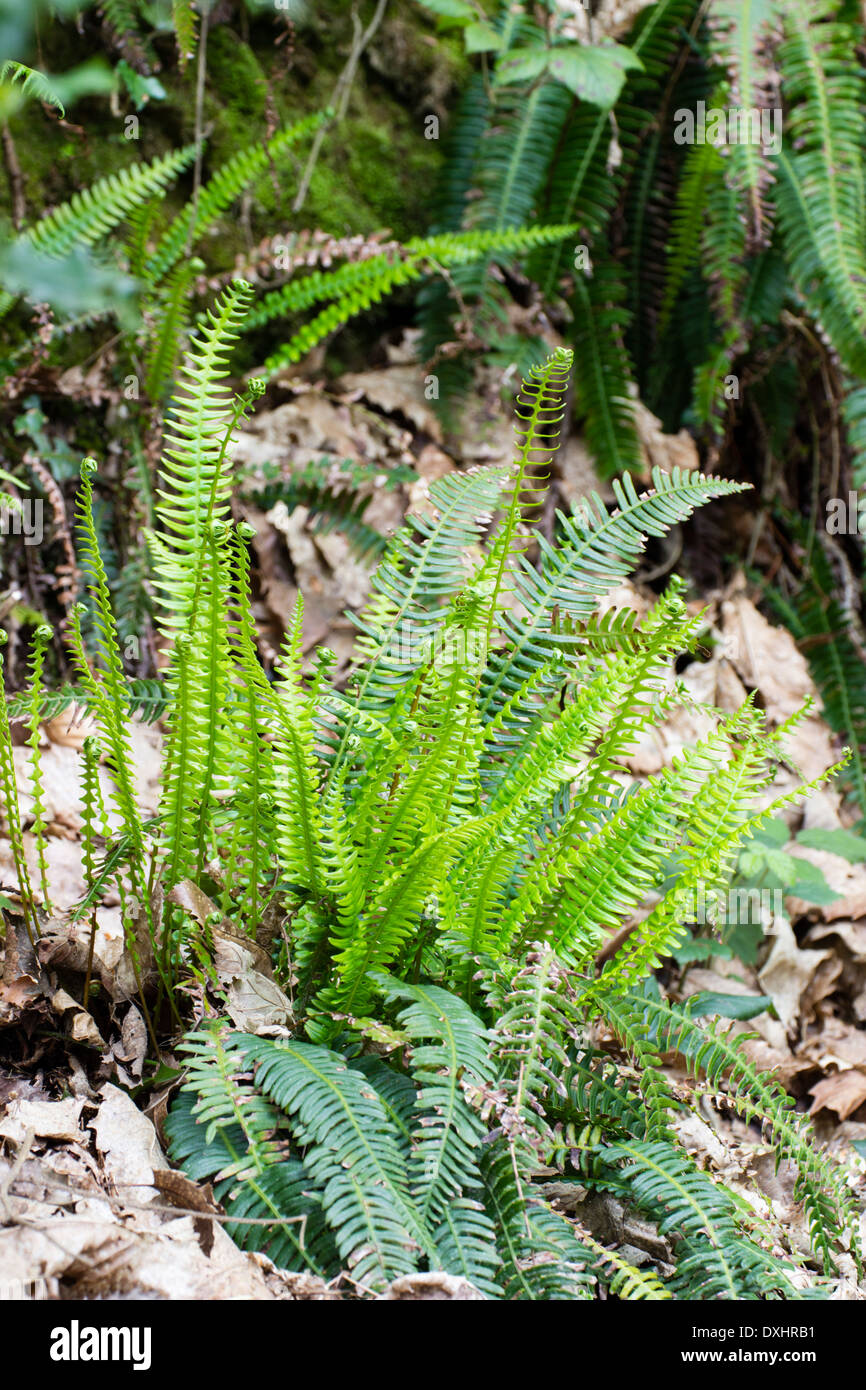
205, 24, 267, 122
303, 107, 442, 239
0, 4, 460, 376
1, 5, 457, 237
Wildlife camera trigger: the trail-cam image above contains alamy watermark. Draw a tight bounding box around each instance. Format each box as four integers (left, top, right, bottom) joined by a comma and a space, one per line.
0, 496, 43, 546
0, 1276, 49, 1300
826, 491, 866, 535
674, 100, 782, 156
49, 1320, 152, 1371
673, 884, 783, 928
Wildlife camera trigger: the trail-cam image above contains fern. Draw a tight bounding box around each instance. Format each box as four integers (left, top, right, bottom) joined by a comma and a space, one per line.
0, 61, 68, 115
1, 298, 849, 1294
165, 1026, 336, 1274
25, 626, 52, 911
0, 639, 37, 943
374, 975, 501, 1293
143, 258, 202, 402
237, 1032, 431, 1290
774, 0, 866, 378
612, 989, 861, 1270
570, 258, 642, 477
148, 280, 255, 636
171, 0, 198, 68
246, 225, 576, 377
601, 1140, 804, 1299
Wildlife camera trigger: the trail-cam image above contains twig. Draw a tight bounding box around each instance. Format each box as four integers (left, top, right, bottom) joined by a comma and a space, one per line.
1, 123, 25, 229
7, 1171, 307, 1230
0, 1127, 35, 1221
185, 0, 211, 256
292, 0, 389, 215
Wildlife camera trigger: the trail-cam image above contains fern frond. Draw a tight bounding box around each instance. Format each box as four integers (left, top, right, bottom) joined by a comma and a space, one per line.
481, 1143, 594, 1301
23, 145, 196, 263
481, 467, 749, 727
166, 1027, 335, 1273
172, 0, 198, 68
239, 1033, 431, 1290
0, 61, 67, 115
144, 257, 201, 402
570, 259, 642, 477
149, 279, 254, 636
774, 0, 866, 377
247, 225, 576, 376
595, 740, 845, 992
763, 544, 866, 818
376, 976, 501, 1295
330, 464, 509, 772
612, 989, 861, 1271
270, 595, 326, 897
580, 1230, 672, 1300
25, 625, 53, 910
0, 642, 37, 942
602, 1139, 802, 1298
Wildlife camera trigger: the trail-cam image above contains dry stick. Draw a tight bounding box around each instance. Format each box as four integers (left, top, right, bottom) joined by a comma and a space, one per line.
8, 1174, 308, 1228
1, 124, 25, 229
0, 1127, 35, 1220
82, 905, 98, 1010
292, 0, 389, 215
184, 0, 211, 257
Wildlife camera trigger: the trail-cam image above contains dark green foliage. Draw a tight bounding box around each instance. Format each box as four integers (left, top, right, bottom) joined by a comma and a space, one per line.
763, 541, 866, 818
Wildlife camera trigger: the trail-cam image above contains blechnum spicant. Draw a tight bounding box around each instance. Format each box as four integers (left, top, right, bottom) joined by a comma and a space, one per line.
0, 282, 859, 1297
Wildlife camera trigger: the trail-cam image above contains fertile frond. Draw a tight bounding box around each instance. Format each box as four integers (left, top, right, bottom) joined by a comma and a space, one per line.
612, 989, 861, 1271
270, 596, 326, 896
149, 279, 255, 636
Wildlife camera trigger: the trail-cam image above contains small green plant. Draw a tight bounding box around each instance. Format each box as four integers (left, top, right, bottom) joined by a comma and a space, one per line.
0, 294, 858, 1298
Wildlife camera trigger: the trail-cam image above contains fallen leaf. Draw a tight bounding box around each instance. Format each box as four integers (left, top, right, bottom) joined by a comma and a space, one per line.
215, 937, 293, 1035
758, 918, 833, 1029
810, 1070, 866, 1121
721, 591, 816, 725
0, 1096, 85, 1145
799, 1017, 866, 1071
118, 1004, 147, 1079
786, 847, 866, 921
50, 987, 104, 1048
339, 365, 444, 442
89, 1082, 170, 1203
377, 1272, 485, 1301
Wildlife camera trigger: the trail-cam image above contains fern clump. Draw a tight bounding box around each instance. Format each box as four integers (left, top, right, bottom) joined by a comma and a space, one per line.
4, 286, 858, 1298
